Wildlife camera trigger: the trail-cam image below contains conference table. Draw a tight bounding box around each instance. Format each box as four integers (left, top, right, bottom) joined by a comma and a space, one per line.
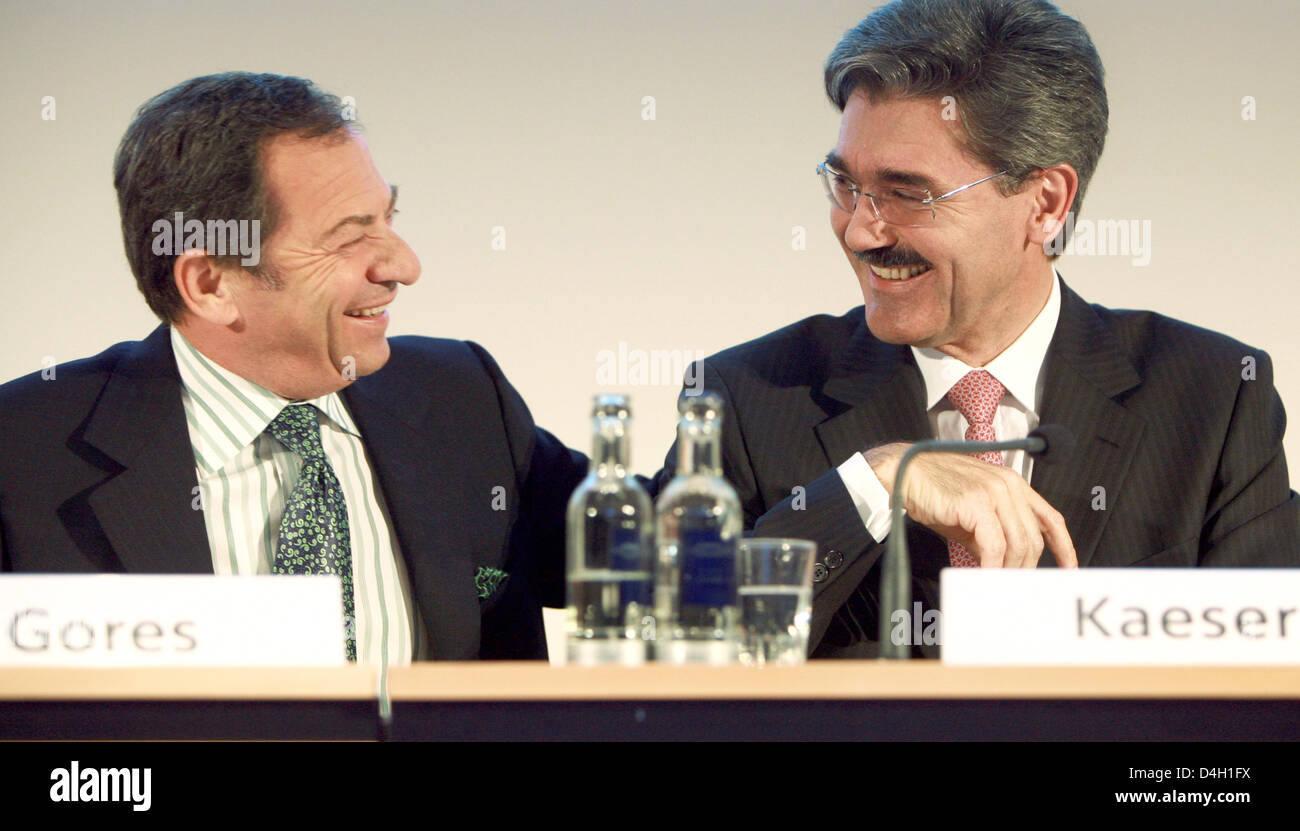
2, 662, 1298, 740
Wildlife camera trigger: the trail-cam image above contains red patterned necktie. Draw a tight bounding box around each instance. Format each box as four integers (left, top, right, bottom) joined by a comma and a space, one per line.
945, 370, 1006, 567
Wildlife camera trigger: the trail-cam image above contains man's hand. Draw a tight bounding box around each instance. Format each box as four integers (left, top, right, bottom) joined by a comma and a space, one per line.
865, 442, 1078, 568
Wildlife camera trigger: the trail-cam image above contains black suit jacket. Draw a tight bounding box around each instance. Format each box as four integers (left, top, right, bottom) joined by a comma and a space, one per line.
0, 326, 587, 660
653, 278, 1300, 657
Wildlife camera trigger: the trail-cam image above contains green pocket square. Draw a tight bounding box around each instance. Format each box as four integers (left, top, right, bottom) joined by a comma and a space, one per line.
475, 566, 508, 599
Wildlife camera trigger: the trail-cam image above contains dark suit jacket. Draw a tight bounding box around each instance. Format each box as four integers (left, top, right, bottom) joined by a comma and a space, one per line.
0, 326, 587, 660
652, 278, 1300, 657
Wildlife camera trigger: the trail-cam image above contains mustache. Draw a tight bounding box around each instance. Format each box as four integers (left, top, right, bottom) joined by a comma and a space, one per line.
854, 247, 933, 271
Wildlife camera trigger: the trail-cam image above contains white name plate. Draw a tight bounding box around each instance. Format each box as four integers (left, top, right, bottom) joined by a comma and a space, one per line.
941, 569, 1300, 665
0, 575, 346, 666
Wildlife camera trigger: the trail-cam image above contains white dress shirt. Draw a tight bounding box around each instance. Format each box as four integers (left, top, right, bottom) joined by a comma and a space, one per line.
838, 269, 1062, 541
171, 327, 426, 666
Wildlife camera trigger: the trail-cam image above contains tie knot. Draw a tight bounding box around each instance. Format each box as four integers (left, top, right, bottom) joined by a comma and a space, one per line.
267, 404, 326, 461
947, 370, 1005, 426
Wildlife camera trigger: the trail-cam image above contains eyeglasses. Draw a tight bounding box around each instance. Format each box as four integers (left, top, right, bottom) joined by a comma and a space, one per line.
816, 162, 1009, 227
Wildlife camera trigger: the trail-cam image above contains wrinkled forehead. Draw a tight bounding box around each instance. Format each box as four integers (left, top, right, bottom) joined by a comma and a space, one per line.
258, 129, 391, 236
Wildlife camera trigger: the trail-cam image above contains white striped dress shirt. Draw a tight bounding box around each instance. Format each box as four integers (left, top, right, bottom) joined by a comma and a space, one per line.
170, 327, 426, 666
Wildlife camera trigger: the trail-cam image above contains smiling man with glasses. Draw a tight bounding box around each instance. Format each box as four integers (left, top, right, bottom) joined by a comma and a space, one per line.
653, 0, 1300, 658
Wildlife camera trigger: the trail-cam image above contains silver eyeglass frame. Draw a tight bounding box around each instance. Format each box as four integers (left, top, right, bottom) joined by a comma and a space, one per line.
816, 162, 1010, 227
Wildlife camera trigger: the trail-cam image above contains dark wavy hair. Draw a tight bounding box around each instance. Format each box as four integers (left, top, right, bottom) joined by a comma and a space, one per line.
113, 72, 352, 322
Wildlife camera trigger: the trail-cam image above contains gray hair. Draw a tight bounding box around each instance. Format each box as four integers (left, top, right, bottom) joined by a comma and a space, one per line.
825, 0, 1107, 221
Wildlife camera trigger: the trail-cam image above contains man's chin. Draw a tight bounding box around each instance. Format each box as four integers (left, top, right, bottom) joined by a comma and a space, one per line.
334, 340, 391, 384
863, 308, 938, 348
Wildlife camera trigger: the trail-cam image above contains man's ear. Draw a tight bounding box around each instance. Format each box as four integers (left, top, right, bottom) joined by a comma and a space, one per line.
174, 250, 241, 326
1025, 163, 1079, 248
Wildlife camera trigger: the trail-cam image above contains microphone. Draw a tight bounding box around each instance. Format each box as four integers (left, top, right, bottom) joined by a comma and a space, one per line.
1025, 424, 1075, 464
877, 425, 1075, 659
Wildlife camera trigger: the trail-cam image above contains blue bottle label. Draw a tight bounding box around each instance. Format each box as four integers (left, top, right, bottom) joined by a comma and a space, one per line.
611, 529, 651, 606
679, 530, 737, 607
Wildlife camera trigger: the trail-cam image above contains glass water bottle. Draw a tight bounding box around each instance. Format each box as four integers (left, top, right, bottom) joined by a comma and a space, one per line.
565, 394, 655, 665
653, 392, 743, 664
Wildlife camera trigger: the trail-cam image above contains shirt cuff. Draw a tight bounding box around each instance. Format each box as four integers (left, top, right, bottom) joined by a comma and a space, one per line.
836, 452, 893, 542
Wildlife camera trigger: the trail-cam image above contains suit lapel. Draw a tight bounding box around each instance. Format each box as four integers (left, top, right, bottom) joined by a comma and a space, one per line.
1033, 280, 1144, 567
78, 329, 479, 653
811, 284, 1146, 569
814, 318, 932, 467
813, 319, 949, 580
342, 371, 480, 658
80, 326, 212, 573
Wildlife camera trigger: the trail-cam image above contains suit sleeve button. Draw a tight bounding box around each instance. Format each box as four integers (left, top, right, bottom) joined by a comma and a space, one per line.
812, 563, 829, 583
826, 549, 844, 569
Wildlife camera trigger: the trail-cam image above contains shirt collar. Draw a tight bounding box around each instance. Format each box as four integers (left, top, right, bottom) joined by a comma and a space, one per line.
170, 327, 361, 474
910, 266, 1061, 414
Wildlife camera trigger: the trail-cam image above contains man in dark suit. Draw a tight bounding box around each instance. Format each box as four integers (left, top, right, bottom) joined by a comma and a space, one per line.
0, 73, 585, 662
654, 0, 1300, 657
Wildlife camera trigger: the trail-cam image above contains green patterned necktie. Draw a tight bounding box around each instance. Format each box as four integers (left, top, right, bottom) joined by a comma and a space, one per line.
266, 404, 356, 661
